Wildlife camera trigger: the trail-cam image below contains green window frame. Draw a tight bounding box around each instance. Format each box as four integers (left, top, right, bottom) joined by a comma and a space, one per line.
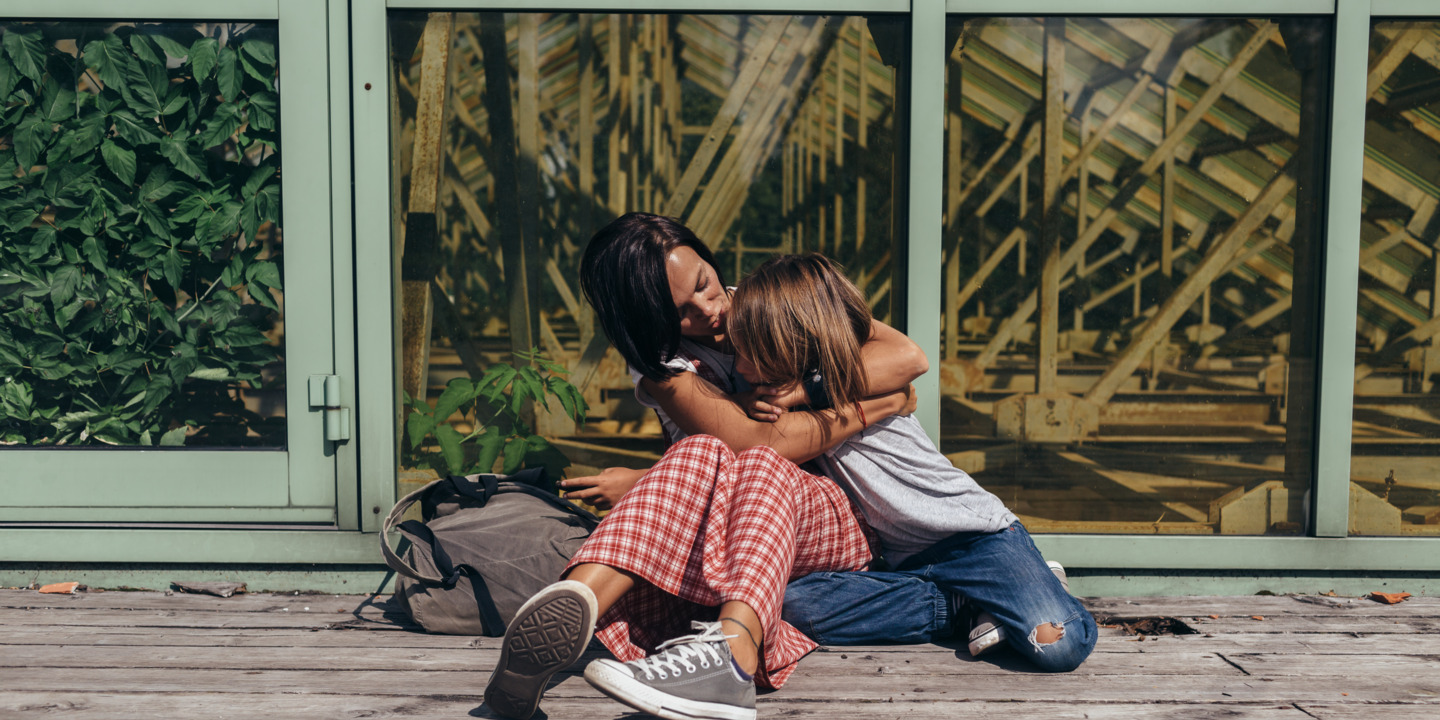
4, 0, 1436, 585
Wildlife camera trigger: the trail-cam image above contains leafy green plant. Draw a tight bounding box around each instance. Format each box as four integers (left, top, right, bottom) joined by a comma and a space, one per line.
404, 349, 589, 478
0, 22, 283, 446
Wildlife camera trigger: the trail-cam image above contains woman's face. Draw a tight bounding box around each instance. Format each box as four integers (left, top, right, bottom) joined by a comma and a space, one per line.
666, 245, 729, 340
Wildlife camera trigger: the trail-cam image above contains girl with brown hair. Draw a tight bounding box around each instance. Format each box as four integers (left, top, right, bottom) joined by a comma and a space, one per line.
728, 254, 1096, 676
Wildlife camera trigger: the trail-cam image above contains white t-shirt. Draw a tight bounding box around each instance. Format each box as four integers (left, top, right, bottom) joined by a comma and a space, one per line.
626, 338, 750, 444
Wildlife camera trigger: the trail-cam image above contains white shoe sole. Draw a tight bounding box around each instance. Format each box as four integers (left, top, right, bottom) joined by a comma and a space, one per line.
484, 580, 598, 720
968, 623, 1004, 657
584, 658, 757, 720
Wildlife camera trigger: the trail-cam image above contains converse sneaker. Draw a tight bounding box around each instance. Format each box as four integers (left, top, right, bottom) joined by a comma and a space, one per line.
583, 621, 757, 720
967, 560, 1071, 657
484, 580, 598, 720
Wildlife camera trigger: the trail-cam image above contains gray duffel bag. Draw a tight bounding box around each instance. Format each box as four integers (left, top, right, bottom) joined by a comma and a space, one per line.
380, 467, 600, 635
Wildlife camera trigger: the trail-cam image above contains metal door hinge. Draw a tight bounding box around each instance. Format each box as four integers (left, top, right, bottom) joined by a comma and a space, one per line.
308, 375, 351, 442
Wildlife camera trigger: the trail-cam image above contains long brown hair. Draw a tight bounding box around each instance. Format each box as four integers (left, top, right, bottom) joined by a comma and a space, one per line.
729, 254, 872, 409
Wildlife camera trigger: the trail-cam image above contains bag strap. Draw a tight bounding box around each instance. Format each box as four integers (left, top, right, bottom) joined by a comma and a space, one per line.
380, 479, 446, 583
395, 520, 506, 634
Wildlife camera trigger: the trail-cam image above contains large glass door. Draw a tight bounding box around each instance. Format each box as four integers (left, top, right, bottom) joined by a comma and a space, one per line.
0, 0, 342, 524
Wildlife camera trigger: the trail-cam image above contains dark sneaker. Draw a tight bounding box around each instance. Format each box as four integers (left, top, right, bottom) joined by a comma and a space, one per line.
968, 561, 1070, 657
583, 621, 757, 720
484, 580, 598, 720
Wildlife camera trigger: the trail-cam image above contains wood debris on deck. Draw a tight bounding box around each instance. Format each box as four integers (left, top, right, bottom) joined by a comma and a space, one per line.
1, 589, 1438, 718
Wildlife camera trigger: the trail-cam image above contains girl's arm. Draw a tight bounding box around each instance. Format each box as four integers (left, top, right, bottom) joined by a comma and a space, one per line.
643, 371, 913, 463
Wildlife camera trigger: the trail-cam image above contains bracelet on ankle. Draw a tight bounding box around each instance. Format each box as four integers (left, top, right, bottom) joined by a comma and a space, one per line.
720, 616, 760, 649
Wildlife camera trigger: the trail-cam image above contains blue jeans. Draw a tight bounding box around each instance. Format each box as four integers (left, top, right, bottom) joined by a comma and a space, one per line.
782, 521, 1096, 672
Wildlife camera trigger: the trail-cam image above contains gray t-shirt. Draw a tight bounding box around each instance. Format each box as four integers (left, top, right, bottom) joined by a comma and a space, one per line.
629, 342, 1014, 567
814, 414, 1017, 568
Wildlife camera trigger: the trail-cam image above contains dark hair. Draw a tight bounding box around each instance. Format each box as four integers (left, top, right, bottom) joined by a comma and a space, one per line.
579, 213, 727, 382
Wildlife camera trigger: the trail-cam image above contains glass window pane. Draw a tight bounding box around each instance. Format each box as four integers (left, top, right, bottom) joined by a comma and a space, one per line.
389, 12, 906, 487
939, 17, 1330, 535
0, 21, 285, 448
1350, 20, 1440, 537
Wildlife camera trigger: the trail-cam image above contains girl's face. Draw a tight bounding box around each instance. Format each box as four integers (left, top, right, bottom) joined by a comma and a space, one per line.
666, 245, 729, 340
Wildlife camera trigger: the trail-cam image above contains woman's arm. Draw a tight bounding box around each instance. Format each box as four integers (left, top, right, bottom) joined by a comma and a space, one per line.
643, 372, 912, 463
861, 320, 929, 394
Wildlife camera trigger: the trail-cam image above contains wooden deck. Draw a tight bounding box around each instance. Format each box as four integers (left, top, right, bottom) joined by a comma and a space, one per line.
3, 588, 1439, 719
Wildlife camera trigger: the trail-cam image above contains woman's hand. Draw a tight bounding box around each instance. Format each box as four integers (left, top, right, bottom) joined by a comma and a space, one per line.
560, 467, 647, 511
736, 382, 808, 422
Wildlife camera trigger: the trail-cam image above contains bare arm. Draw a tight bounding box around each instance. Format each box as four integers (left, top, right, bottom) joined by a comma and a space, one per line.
861, 319, 929, 394
643, 372, 911, 463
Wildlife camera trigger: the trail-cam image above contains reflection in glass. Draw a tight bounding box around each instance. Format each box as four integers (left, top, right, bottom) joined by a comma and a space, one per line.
939, 18, 1330, 534
0, 22, 285, 448
388, 13, 905, 484
1349, 21, 1440, 536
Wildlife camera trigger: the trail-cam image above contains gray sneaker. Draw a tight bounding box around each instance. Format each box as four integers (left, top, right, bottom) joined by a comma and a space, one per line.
484, 580, 598, 720
583, 621, 757, 720
967, 560, 1070, 657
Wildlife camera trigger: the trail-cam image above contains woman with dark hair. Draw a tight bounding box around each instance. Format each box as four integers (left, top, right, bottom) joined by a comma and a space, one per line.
483, 213, 926, 720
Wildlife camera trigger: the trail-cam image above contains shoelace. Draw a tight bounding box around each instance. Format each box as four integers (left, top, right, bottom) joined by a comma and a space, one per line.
628, 621, 734, 681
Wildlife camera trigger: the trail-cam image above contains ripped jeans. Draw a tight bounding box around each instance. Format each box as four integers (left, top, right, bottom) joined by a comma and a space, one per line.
782, 521, 1096, 672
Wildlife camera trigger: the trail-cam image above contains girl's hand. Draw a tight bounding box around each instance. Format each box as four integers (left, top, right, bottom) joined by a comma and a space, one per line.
560, 467, 647, 511
737, 382, 807, 422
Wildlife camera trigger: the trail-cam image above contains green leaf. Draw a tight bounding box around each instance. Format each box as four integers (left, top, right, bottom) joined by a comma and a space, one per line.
187, 366, 230, 381
159, 137, 204, 179
240, 40, 277, 66
161, 248, 183, 289
502, 437, 526, 475
547, 376, 578, 421
0, 56, 17, 101
433, 378, 474, 425
247, 91, 277, 131
13, 114, 49, 168
2, 29, 46, 84
128, 33, 163, 66
216, 46, 242, 102
406, 411, 436, 450
189, 38, 218, 82
39, 82, 77, 123
237, 47, 273, 91
478, 365, 517, 401
244, 260, 280, 289
517, 366, 549, 411
49, 266, 80, 306
82, 35, 130, 90
241, 164, 276, 197
473, 427, 503, 474
54, 297, 83, 329
81, 235, 109, 272
100, 140, 136, 185
110, 110, 161, 145
148, 33, 191, 62
197, 100, 243, 148
121, 56, 169, 117
159, 426, 187, 446
434, 424, 465, 475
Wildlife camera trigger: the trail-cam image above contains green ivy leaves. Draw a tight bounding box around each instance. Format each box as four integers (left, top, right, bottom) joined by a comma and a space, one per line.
0, 22, 283, 448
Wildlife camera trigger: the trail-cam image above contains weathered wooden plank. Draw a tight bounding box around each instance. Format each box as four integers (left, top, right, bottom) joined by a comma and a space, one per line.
1298, 704, 1440, 720
1086, 595, 1440, 617
7, 666, 1439, 704
0, 693, 1336, 720
1224, 653, 1440, 677
0, 644, 1248, 677
0, 607, 409, 630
